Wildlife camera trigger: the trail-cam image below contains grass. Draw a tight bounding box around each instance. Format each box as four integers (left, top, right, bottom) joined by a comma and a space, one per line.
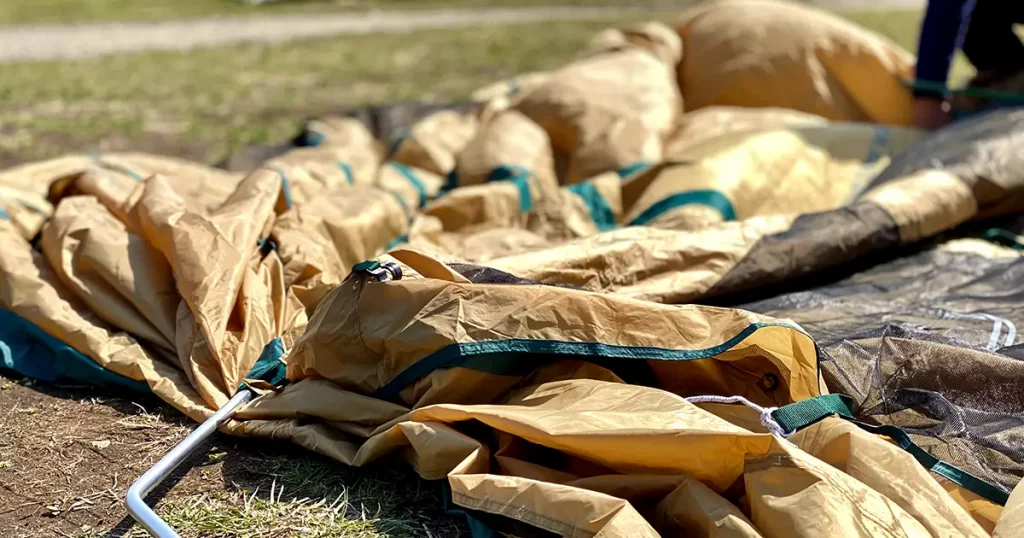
0, 9, 946, 168
0, 0, 680, 25
0, 14, 676, 165
142, 450, 464, 538
844, 10, 976, 84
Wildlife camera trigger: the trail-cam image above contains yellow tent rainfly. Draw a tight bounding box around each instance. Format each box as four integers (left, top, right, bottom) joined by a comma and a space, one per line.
3, 2, 1024, 536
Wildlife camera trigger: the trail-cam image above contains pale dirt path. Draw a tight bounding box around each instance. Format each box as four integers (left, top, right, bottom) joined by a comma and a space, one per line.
0, 1, 925, 63
0, 6, 637, 63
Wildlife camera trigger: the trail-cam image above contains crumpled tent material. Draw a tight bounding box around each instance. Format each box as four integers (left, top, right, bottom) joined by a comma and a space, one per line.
3, 1, 1024, 536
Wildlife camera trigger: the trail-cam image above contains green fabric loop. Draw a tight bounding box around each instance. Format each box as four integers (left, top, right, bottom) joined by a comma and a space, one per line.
567, 182, 616, 232
629, 190, 736, 226
0, 206, 9, 221
352, 260, 381, 273
771, 394, 855, 434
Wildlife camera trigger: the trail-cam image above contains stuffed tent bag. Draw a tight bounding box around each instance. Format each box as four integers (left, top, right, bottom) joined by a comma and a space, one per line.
513, 22, 683, 185
675, 0, 915, 125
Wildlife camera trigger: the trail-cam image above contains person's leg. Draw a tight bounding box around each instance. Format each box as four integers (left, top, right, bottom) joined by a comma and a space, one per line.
961, 2, 1024, 76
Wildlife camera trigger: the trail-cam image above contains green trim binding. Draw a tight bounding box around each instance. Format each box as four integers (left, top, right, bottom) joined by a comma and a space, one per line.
0, 308, 150, 393
273, 167, 293, 210
390, 162, 428, 208
240, 337, 288, 391
385, 234, 408, 251
567, 182, 616, 232
88, 154, 144, 182
772, 394, 1010, 505
629, 190, 736, 226
852, 421, 1010, 505
338, 162, 355, 185
486, 165, 533, 213
387, 130, 410, 158
0, 206, 9, 221
377, 322, 796, 400
617, 162, 652, 179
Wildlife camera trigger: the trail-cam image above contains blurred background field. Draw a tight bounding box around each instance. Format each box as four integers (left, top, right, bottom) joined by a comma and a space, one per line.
0, 0, 966, 169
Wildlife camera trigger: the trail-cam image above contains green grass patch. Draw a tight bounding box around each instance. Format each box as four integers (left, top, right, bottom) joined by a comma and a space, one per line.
0, 14, 674, 164
0, 0, 680, 25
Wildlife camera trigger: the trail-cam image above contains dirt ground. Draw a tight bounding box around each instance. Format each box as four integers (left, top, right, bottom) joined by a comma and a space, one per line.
0, 374, 466, 537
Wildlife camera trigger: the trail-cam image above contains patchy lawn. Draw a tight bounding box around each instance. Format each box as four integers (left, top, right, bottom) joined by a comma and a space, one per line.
0, 9, 945, 169
0, 14, 676, 167
0, 375, 465, 538
0, 0, 685, 25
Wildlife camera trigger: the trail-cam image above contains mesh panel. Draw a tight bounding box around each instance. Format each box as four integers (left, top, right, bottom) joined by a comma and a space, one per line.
739, 247, 1024, 494
819, 326, 1024, 494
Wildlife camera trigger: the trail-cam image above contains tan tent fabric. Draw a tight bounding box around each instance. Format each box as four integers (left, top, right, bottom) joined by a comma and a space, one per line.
453, 110, 558, 189
625, 123, 922, 230
514, 32, 682, 184
302, 115, 378, 151
390, 110, 479, 176
676, 0, 915, 125
665, 106, 829, 157
5, 13, 1024, 538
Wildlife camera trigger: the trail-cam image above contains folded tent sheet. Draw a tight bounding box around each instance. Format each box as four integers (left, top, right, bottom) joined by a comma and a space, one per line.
3, 1, 1024, 536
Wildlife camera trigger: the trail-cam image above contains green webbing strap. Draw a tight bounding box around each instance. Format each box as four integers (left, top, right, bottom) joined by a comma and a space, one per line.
851, 421, 1010, 505
773, 395, 1010, 505
905, 79, 1024, 104
771, 394, 855, 434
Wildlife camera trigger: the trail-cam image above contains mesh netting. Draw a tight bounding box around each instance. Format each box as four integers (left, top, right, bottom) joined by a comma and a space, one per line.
740, 247, 1024, 494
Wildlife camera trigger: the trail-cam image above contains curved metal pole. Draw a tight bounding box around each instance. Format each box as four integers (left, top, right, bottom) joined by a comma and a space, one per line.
126, 389, 253, 538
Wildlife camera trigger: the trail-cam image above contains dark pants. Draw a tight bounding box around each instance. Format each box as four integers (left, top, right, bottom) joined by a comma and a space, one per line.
962, 2, 1024, 77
